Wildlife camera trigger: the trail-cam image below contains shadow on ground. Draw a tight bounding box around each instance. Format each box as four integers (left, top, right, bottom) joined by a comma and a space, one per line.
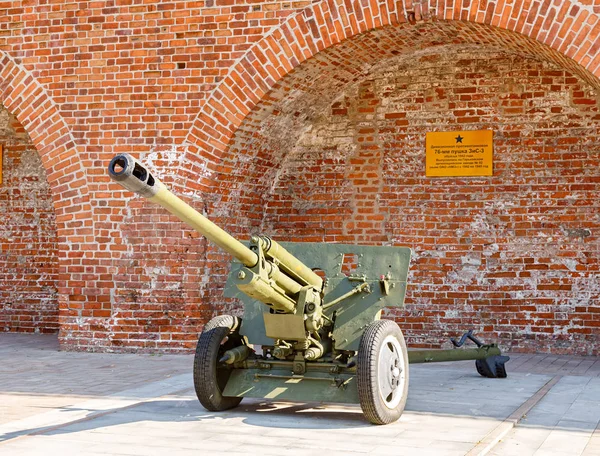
4, 378, 597, 443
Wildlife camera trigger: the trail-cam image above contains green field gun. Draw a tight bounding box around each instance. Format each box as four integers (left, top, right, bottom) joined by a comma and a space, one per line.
108, 154, 509, 425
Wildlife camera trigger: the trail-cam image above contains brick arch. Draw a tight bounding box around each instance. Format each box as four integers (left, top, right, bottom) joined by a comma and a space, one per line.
0, 52, 94, 333
203, 24, 600, 355
184, 0, 600, 186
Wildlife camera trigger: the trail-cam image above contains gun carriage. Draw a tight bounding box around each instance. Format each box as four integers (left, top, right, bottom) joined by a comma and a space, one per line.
108, 154, 509, 425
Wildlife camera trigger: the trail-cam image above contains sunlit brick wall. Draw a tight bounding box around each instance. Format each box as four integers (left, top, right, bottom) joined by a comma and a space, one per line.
0, 1, 598, 353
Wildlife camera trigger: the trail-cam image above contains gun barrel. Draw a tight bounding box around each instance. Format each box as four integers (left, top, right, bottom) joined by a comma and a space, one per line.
258, 236, 323, 289
108, 154, 259, 268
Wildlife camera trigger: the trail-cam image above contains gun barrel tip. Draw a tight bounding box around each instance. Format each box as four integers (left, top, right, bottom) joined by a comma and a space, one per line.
108, 154, 131, 178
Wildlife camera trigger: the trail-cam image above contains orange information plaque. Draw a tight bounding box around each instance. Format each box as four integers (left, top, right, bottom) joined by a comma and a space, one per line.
426, 130, 493, 177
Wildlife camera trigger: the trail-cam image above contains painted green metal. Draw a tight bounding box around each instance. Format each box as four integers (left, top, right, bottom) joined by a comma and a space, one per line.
108, 154, 259, 268
407, 345, 502, 364
257, 236, 324, 289
224, 242, 411, 351
223, 368, 359, 404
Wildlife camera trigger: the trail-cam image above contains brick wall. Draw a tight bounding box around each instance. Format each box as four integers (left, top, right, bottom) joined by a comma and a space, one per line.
0, 1, 598, 353
0, 106, 59, 333
242, 48, 599, 355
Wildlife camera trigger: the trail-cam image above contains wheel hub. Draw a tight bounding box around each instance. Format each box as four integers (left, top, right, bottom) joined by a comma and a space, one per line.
378, 335, 406, 409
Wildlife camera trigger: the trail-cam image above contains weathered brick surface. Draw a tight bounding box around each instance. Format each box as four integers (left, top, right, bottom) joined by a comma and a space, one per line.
0, 1, 597, 353
0, 106, 59, 333
239, 47, 599, 355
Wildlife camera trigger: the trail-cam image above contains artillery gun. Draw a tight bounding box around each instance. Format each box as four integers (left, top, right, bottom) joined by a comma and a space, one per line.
108, 154, 509, 425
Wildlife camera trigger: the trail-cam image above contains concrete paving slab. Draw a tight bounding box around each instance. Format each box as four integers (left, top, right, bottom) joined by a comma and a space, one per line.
0, 369, 549, 455
491, 376, 600, 456
0, 374, 192, 441
0, 333, 193, 427
1, 333, 600, 455
582, 422, 600, 456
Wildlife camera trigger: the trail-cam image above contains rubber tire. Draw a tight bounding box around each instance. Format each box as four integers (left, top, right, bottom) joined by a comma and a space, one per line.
357, 319, 409, 425
193, 315, 243, 411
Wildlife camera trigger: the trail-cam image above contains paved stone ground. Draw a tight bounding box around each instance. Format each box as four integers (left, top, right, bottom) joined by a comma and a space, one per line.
0, 333, 192, 425
1, 333, 599, 455
436, 353, 600, 378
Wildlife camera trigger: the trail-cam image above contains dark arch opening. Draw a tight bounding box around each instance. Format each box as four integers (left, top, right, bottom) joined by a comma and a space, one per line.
0, 105, 60, 335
